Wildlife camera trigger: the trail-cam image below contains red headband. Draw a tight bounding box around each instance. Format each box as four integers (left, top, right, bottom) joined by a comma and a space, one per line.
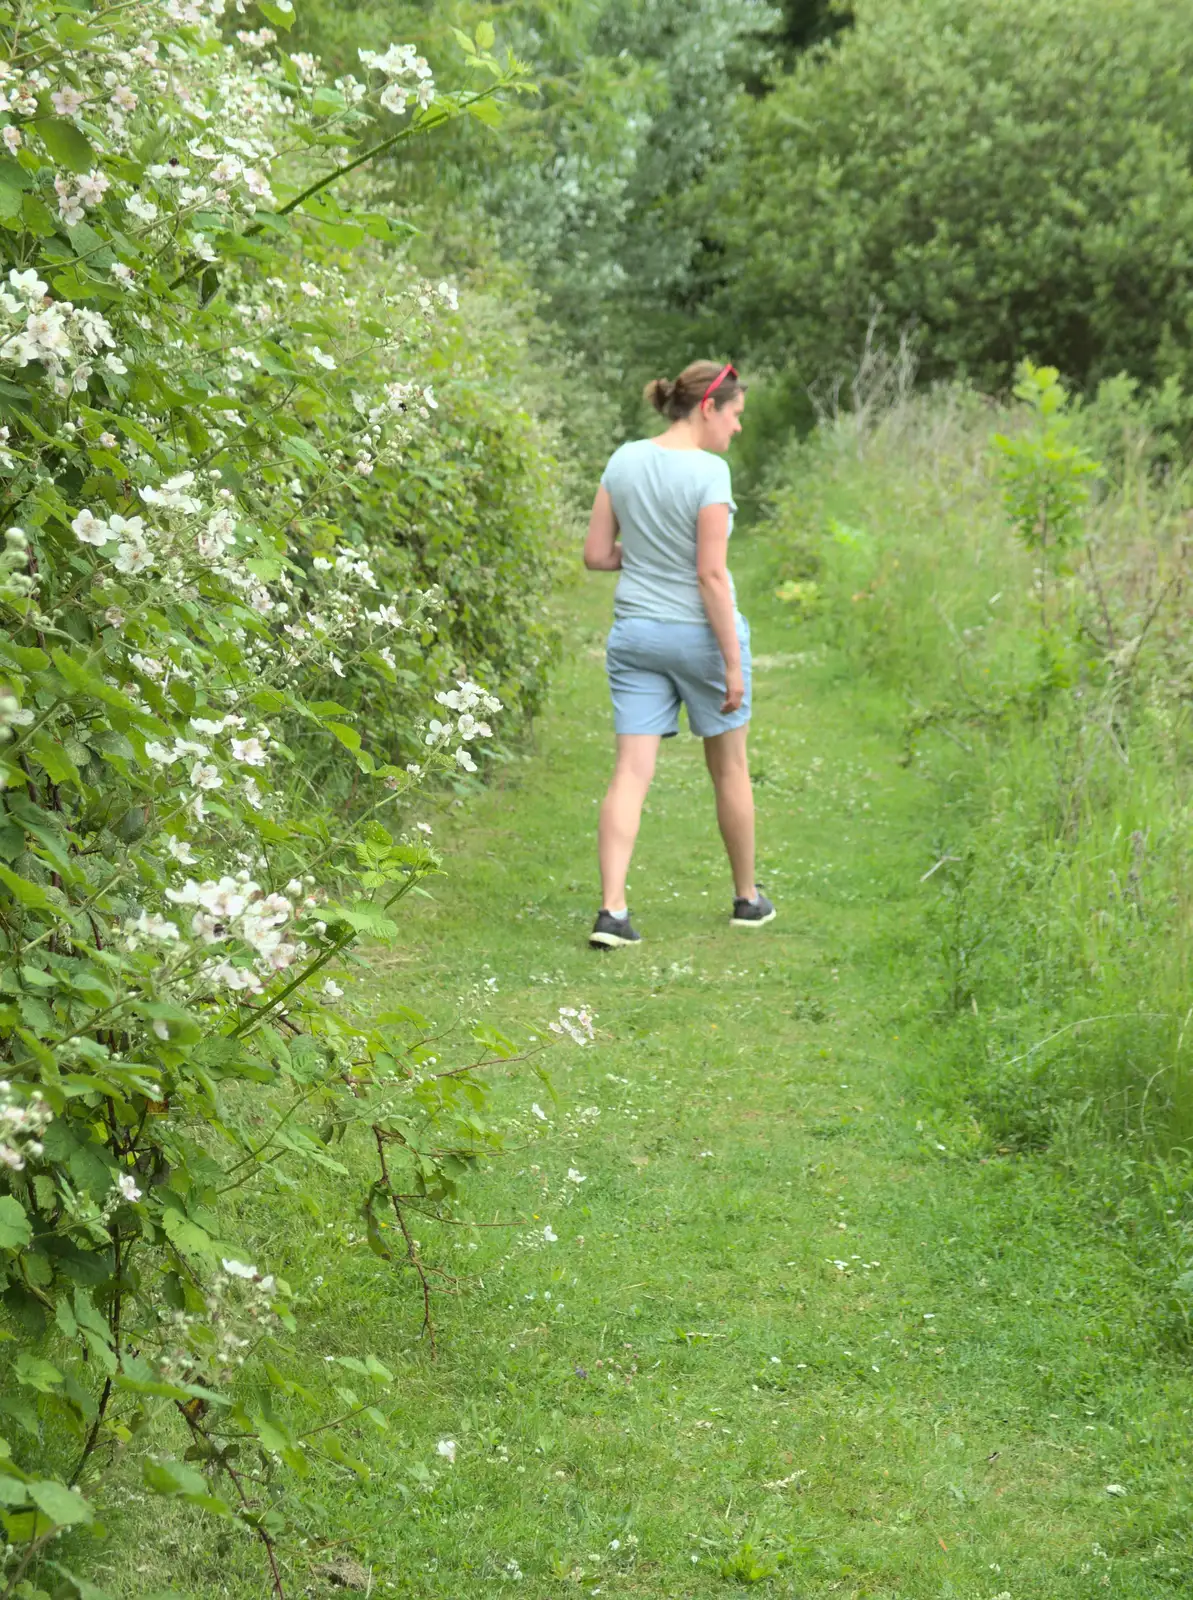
701, 362, 737, 407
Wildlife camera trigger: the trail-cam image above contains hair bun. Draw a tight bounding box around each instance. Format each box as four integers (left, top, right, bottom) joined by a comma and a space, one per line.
643, 376, 675, 413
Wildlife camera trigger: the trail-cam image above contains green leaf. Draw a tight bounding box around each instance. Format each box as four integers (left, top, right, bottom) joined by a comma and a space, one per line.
142, 1457, 207, 1498
160, 1208, 220, 1261
0, 1476, 27, 1507
0, 863, 54, 911
0, 1197, 31, 1251
48, 1563, 116, 1600
475, 20, 496, 49
467, 98, 503, 129
28, 1479, 93, 1526
259, 1, 295, 31
310, 86, 347, 117
324, 721, 360, 754
31, 118, 96, 173
0, 156, 31, 193
13, 1354, 64, 1394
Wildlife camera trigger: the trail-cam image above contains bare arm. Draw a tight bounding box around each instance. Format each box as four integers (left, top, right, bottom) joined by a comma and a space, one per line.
696, 504, 743, 712
583, 485, 622, 571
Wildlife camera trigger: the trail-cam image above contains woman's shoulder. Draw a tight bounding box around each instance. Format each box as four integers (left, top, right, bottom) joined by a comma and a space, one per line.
601, 438, 650, 479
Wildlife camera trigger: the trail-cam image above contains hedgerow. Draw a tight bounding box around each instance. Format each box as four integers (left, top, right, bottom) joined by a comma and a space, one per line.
0, 4, 582, 1595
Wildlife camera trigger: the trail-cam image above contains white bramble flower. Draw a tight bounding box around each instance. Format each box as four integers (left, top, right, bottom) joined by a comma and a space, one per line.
231, 736, 268, 767
531, 1103, 547, 1122
550, 1006, 596, 1047
51, 86, 87, 118
125, 194, 158, 224
321, 978, 344, 1000
567, 1169, 586, 1184
222, 1258, 258, 1280
542, 1225, 558, 1243
116, 1173, 142, 1203
113, 540, 152, 575
190, 761, 222, 791
72, 508, 110, 546
435, 1438, 456, 1463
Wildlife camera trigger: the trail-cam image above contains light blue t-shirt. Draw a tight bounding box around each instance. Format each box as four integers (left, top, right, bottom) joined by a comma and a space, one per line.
600, 438, 737, 624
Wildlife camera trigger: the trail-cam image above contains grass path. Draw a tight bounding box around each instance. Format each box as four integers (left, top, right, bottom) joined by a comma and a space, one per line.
328, 547, 1188, 1600
135, 545, 1190, 1598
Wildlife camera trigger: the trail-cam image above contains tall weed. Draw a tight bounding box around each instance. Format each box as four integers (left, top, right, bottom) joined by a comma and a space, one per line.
760, 369, 1193, 1336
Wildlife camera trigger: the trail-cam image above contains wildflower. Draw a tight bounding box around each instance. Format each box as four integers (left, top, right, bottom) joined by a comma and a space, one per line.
455, 747, 478, 773
542, 1225, 558, 1243
309, 346, 336, 370
436, 1439, 456, 1464
321, 978, 344, 999
116, 1173, 142, 1203
222, 1258, 258, 1279
51, 86, 87, 118
550, 1006, 596, 1047
104, 606, 126, 629
141, 471, 200, 513
167, 836, 196, 864
75, 170, 110, 208
531, 1103, 547, 1122
125, 194, 158, 224
9, 269, 47, 304
231, 736, 268, 767
72, 509, 110, 546
567, 1169, 586, 1184
1, 127, 20, 154
113, 541, 152, 575
209, 960, 264, 994
190, 761, 222, 791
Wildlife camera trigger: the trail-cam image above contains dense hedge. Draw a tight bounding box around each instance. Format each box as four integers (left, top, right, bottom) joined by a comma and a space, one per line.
0, 5, 577, 1593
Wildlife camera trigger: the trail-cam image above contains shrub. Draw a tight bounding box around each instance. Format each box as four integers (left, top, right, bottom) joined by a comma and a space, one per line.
705, 0, 1193, 400
0, 4, 584, 1593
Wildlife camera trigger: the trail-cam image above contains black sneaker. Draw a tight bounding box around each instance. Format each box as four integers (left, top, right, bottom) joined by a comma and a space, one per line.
731, 888, 776, 928
589, 909, 642, 950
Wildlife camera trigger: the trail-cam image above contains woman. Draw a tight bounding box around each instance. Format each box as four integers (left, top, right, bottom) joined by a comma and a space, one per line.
582, 359, 776, 949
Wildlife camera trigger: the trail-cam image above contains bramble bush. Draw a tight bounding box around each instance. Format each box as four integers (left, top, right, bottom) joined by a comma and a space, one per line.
0, 4, 590, 1596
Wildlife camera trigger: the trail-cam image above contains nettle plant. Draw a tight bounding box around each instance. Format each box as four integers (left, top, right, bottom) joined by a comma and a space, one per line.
0, 4, 586, 1597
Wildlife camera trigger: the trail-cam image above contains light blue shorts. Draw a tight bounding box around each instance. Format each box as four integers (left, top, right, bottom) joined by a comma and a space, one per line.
605, 614, 752, 738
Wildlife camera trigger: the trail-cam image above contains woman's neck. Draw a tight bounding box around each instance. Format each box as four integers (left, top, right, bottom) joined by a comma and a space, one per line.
654, 418, 705, 451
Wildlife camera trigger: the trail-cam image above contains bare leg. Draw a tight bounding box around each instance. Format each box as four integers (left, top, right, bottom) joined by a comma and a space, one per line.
598, 734, 661, 912
703, 725, 756, 900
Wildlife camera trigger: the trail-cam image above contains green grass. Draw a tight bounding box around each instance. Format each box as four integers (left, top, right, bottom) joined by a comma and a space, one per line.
101, 541, 1193, 1599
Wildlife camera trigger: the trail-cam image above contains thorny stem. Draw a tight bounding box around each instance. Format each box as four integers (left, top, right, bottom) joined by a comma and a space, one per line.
0, 1529, 57, 1599
377, 1130, 436, 1355
178, 1406, 286, 1600
68, 1229, 123, 1486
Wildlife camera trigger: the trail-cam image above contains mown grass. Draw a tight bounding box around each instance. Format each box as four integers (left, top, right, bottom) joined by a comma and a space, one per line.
99, 528, 1193, 1599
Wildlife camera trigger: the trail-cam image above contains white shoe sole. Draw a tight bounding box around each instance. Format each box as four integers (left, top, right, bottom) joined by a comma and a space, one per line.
589, 930, 641, 949
730, 909, 777, 928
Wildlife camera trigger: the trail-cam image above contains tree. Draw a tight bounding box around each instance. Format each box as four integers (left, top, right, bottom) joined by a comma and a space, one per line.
702, 0, 1193, 401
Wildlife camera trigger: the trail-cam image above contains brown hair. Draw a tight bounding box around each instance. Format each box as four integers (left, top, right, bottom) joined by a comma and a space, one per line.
643, 360, 745, 420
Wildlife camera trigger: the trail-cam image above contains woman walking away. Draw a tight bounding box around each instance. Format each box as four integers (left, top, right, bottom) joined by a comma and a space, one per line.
583, 359, 776, 950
